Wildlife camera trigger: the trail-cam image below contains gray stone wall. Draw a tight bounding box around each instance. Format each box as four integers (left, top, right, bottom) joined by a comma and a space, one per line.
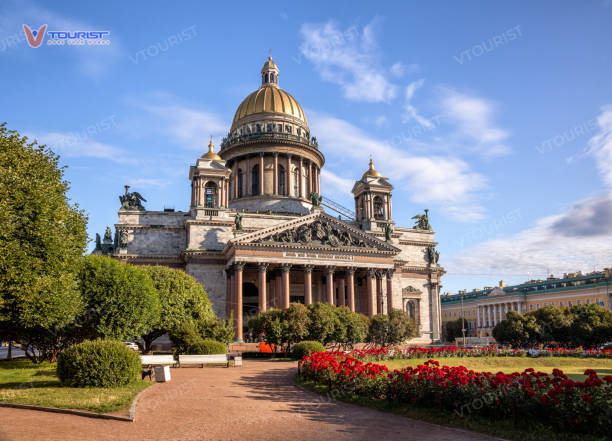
186, 263, 227, 319
128, 228, 186, 255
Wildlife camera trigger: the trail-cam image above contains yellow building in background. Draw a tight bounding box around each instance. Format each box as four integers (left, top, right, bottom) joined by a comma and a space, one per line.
441, 269, 611, 339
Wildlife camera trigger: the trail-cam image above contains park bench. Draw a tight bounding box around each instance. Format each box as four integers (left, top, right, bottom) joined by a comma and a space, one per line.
178, 354, 230, 368
140, 354, 176, 367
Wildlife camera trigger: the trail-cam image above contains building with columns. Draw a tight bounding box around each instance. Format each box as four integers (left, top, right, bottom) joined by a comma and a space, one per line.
440, 269, 612, 339
96, 57, 444, 343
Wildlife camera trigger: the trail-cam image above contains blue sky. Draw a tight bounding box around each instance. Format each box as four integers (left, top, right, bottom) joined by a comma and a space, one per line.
1, 0, 611, 293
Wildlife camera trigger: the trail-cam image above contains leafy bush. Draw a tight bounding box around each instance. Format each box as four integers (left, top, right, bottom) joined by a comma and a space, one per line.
183, 339, 226, 355
57, 339, 140, 387
367, 309, 417, 346
139, 266, 215, 353
77, 255, 160, 342
170, 318, 234, 354
292, 340, 325, 359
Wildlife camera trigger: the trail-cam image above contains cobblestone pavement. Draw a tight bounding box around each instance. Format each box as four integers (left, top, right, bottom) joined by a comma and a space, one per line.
0, 360, 503, 441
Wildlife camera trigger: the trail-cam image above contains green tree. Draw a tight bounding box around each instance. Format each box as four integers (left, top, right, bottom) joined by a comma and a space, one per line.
77, 256, 160, 341
307, 303, 340, 344
139, 266, 215, 353
282, 303, 311, 350
368, 309, 417, 346
388, 309, 417, 344
0, 125, 88, 362
444, 319, 464, 342
248, 308, 285, 348
492, 311, 540, 347
344, 311, 369, 346
529, 306, 572, 345
568, 304, 612, 347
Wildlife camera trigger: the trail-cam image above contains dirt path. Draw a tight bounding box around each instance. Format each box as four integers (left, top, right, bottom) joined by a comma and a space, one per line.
0, 360, 502, 441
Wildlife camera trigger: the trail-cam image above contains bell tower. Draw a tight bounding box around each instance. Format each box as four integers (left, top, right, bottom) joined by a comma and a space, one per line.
189, 138, 232, 216
352, 155, 393, 231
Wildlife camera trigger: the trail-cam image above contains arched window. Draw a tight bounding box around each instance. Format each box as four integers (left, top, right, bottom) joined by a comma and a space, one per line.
264, 73, 269, 83
373, 196, 384, 219
204, 182, 217, 208
251, 164, 260, 195
237, 169, 243, 198
278, 164, 285, 195
293, 167, 300, 197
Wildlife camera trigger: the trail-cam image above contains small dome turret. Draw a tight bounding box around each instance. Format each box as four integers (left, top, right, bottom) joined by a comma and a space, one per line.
202, 137, 221, 160
362, 155, 382, 180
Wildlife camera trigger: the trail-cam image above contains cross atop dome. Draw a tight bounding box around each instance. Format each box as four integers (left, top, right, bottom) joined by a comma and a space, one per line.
261, 54, 279, 87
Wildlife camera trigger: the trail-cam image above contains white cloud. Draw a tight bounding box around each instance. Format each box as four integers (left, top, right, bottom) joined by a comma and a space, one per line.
587, 105, 612, 189
25, 131, 129, 163
0, 0, 124, 76
309, 111, 487, 220
320, 169, 354, 197
439, 89, 511, 156
402, 79, 432, 128
299, 20, 397, 103
446, 194, 612, 277
129, 96, 227, 151
390, 62, 418, 78
127, 178, 169, 188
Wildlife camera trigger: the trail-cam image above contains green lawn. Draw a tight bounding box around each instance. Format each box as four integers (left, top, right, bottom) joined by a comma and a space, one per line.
381, 356, 612, 381
0, 359, 151, 414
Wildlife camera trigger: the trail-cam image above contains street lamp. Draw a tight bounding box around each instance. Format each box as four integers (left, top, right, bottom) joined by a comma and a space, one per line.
461, 296, 467, 346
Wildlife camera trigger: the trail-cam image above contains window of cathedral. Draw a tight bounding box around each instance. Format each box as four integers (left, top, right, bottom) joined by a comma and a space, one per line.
251, 164, 260, 195
237, 169, 244, 198
285, 125, 292, 133
277, 124, 283, 133
267, 123, 273, 132
278, 164, 286, 195
246, 125, 251, 135
204, 182, 217, 208
296, 128, 301, 137
373, 196, 384, 220
264, 73, 269, 83
256, 123, 262, 133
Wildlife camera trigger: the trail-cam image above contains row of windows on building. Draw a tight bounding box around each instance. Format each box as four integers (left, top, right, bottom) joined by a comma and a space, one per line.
442, 298, 608, 319
234, 122, 309, 139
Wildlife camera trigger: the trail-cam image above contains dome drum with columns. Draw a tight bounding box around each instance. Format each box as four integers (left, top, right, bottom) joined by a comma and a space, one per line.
218, 56, 324, 215
101, 56, 444, 345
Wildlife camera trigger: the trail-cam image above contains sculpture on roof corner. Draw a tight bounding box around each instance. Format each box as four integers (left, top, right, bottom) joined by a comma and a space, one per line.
119, 185, 147, 211
412, 208, 431, 230
310, 192, 322, 207
95, 233, 102, 250
103, 226, 113, 242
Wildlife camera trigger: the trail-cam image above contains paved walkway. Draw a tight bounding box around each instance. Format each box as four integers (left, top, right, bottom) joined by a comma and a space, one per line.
0, 361, 502, 441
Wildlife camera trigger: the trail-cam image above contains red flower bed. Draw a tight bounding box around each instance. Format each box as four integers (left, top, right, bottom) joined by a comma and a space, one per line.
349, 345, 612, 360
298, 351, 612, 436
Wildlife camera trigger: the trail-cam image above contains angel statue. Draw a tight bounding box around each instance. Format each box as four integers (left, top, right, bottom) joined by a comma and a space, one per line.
426, 246, 440, 264
383, 223, 394, 242
411, 208, 431, 230
119, 185, 147, 211
310, 192, 323, 207
234, 212, 243, 231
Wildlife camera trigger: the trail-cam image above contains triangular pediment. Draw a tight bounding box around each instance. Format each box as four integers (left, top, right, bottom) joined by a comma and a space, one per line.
231, 211, 400, 253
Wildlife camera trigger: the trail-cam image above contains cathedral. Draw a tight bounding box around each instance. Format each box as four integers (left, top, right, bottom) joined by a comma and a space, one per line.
95, 57, 444, 343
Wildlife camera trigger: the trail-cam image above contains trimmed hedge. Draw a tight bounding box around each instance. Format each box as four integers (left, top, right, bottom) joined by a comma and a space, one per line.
57, 339, 141, 388
292, 341, 325, 359
184, 339, 226, 355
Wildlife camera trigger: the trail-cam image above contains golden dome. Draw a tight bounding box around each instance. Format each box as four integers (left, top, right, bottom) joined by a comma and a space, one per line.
362, 156, 382, 180
231, 85, 308, 131
202, 137, 221, 160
